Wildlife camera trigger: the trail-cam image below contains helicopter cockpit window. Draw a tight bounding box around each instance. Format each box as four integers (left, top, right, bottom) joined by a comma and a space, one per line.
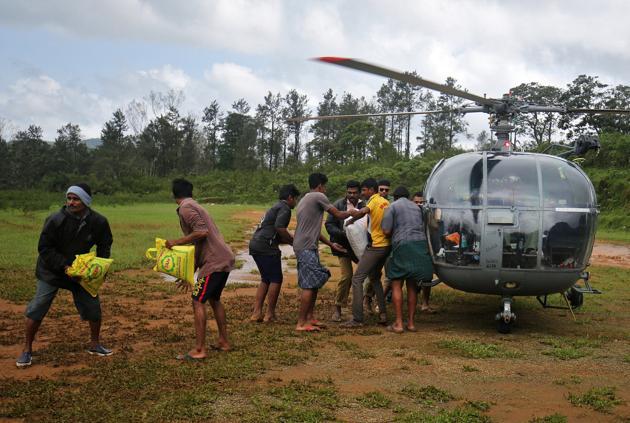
502, 211, 539, 269
487, 155, 539, 207
542, 211, 594, 268
540, 158, 594, 209
428, 209, 482, 267
426, 154, 483, 207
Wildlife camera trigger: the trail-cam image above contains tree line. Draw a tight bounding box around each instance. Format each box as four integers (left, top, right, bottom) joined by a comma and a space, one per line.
1, 72, 629, 193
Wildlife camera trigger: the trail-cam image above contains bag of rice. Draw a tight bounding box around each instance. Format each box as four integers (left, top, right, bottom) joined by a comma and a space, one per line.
65, 252, 114, 297
145, 238, 195, 286
344, 215, 368, 260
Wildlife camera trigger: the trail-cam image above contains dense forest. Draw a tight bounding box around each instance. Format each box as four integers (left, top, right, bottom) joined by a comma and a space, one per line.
0, 73, 629, 216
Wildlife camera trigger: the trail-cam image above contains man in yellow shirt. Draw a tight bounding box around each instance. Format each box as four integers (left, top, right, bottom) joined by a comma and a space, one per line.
341, 178, 390, 327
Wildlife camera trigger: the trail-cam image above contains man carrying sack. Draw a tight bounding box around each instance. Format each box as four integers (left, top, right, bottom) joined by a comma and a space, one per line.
16, 183, 114, 368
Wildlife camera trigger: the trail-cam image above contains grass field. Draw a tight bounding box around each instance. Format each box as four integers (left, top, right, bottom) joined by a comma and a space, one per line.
1, 204, 629, 422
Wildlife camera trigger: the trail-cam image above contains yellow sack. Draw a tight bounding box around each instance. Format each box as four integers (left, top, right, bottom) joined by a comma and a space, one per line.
145, 238, 195, 286
65, 252, 114, 297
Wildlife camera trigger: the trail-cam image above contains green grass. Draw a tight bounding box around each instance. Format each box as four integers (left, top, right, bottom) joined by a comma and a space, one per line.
394, 406, 492, 423
437, 339, 522, 359
568, 386, 622, 413
399, 384, 454, 406
540, 337, 600, 360
333, 340, 376, 359
529, 414, 567, 423
356, 391, 392, 409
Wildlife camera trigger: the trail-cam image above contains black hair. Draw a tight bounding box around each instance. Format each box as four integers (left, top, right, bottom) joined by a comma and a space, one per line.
172, 178, 193, 199
75, 183, 92, 197
346, 180, 360, 189
308, 173, 328, 189
413, 191, 424, 198
377, 179, 391, 187
393, 186, 410, 200
279, 184, 300, 200
361, 178, 378, 191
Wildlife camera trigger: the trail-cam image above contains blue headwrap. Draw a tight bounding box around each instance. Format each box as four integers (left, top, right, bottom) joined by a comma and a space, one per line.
67, 186, 92, 207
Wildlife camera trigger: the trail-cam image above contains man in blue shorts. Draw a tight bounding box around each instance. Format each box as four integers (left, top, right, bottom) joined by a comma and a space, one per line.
249, 184, 300, 323
293, 173, 357, 332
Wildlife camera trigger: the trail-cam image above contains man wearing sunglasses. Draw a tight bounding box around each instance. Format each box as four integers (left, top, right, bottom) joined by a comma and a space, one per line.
17, 183, 113, 368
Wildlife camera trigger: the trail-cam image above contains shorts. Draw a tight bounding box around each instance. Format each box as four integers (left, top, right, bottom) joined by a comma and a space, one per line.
252, 254, 283, 284
386, 240, 433, 282
296, 249, 330, 290
192, 272, 230, 303
25, 279, 101, 322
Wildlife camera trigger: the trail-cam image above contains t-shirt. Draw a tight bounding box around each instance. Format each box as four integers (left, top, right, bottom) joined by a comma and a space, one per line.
292, 191, 333, 252
366, 193, 390, 248
381, 197, 426, 247
249, 200, 292, 256
177, 198, 235, 278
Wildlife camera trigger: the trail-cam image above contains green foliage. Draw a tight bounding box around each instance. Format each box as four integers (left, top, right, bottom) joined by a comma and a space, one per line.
399, 384, 454, 406
356, 391, 392, 409
394, 406, 492, 423
540, 337, 599, 360
568, 386, 622, 413
529, 413, 567, 423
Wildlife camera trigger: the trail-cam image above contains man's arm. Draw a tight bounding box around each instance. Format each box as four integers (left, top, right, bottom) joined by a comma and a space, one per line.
276, 227, 293, 245
38, 218, 71, 272
95, 218, 113, 258
327, 206, 351, 221
381, 207, 393, 238
345, 206, 369, 225
319, 233, 347, 253
165, 230, 209, 249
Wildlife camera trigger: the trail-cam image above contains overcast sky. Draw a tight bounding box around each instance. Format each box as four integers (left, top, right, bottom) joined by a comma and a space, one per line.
1, 0, 630, 146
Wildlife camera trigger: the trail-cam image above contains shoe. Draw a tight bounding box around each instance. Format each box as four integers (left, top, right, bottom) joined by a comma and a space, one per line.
88, 345, 113, 356
16, 351, 32, 368
340, 319, 364, 328
378, 313, 388, 326
331, 311, 342, 322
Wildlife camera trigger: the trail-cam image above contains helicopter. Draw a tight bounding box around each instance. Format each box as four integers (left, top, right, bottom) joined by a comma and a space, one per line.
291, 57, 630, 333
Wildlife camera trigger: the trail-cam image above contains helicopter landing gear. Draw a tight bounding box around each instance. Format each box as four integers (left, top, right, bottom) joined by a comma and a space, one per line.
495, 297, 516, 334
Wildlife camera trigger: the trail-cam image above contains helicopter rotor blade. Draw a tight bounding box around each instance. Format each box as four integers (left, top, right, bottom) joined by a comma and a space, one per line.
286, 107, 487, 123
565, 108, 630, 114
316, 57, 499, 107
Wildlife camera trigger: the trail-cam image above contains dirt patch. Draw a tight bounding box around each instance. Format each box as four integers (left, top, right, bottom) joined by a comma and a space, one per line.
591, 241, 630, 269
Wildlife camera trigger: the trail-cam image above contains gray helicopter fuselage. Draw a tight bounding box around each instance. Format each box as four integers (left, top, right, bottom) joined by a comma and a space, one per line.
424, 151, 597, 296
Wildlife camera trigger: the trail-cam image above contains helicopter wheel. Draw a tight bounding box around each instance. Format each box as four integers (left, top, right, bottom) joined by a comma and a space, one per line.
495, 297, 516, 334
497, 319, 513, 334
567, 287, 584, 308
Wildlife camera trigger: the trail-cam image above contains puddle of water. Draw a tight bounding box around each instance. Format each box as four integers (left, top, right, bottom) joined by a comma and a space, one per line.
160, 244, 296, 284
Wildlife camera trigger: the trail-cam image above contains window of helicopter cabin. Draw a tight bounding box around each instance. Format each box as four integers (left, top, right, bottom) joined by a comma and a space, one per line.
542, 211, 594, 268
501, 211, 539, 269
428, 208, 482, 267
427, 154, 483, 207
486, 155, 539, 208
540, 158, 594, 209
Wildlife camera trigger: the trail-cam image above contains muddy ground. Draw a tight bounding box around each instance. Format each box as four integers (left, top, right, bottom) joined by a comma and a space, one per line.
1, 212, 629, 422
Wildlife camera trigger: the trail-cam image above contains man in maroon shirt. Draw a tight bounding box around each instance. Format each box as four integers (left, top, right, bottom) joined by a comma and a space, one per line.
167, 179, 235, 359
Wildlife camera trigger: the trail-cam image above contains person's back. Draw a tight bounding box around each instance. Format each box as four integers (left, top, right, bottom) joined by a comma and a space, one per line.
249, 200, 291, 256
177, 198, 234, 275
385, 197, 426, 247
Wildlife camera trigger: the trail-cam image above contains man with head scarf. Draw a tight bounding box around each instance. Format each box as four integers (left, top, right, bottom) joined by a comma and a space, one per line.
16, 183, 114, 368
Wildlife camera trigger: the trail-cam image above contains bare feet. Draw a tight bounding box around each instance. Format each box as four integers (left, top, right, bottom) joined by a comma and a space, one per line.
249, 312, 263, 322
263, 314, 276, 323
210, 343, 231, 352
179, 348, 207, 359
310, 319, 326, 328
386, 324, 404, 334
420, 306, 437, 314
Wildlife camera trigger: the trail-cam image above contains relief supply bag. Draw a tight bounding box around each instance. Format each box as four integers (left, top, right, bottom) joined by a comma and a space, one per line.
145, 238, 195, 286
65, 252, 114, 297
344, 215, 368, 260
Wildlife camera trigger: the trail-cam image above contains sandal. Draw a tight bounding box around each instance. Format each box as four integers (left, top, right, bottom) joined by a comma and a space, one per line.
386, 325, 404, 334
296, 325, 321, 332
